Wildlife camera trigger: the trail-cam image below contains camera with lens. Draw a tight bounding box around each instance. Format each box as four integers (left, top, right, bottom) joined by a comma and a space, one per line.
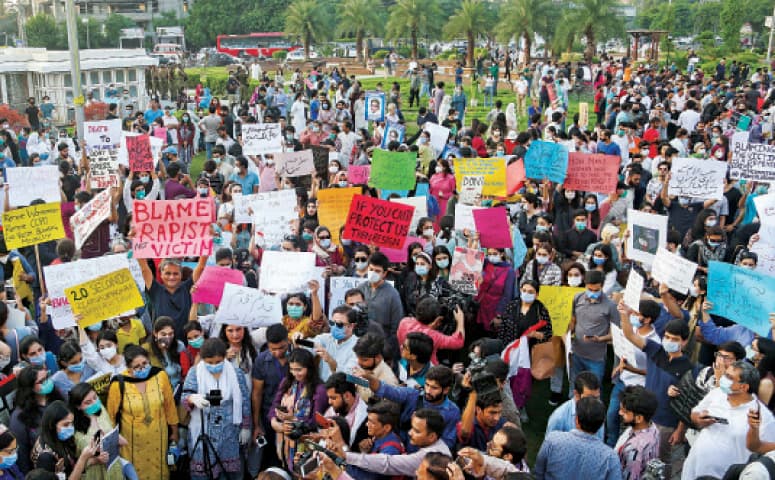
437, 287, 476, 335
351, 303, 370, 337
288, 421, 315, 441
205, 389, 222, 407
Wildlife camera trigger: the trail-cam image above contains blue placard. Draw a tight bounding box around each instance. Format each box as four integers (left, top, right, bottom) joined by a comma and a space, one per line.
707, 261, 775, 337
524, 140, 569, 183
380, 189, 408, 199
512, 226, 527, 267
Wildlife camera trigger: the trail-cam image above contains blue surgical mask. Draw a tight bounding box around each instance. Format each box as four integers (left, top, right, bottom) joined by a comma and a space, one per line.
585, 204, 596, 212
338, 181, 348, 188
719, 375, 734, 395
707, 240, 721, 248
487, 255, 501, 264
576, 221, 587, 231
415, 265, 429, 276
287, 305, 304, 319
29, 353, 46, 366
0, 452, 18, 468
302, 232, 313, 242
189, 336, 204, 349
341, 239, 352, 246
84, 399, 103, 416
205, 362, 224, 374
86, 323, 102, 332
663, 340, 681, 354
331, 324, 347, 340
586, 289, 601, 300
521, 292, 536, 303
139, 176, 150, 184
535, 225, 548, 233
134, 365, 151, 379
136, 190, 146, 200
38, 378, 54, 395
67, 360, 86, 373
630, 314, 642, 328
57, 425, 75, 441
436, 259, 449, 269
593, 256, 606, 266
319, 239, 331, 249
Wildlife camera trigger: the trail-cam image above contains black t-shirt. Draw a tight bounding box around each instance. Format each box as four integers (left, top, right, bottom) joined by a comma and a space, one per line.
25, 106, 40, 128
724, 187, 743, 225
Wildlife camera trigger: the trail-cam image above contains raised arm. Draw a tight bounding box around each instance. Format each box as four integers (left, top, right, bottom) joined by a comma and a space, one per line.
618, 300, 646, 350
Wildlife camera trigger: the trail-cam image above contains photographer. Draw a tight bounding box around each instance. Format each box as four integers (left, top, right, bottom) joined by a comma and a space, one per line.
456, 384, 506, 451
182, 338, 251, 480
353, 334, 398, 402
397, 297, 465, 366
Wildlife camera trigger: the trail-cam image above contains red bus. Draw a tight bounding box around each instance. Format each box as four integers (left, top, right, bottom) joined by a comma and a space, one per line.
215, 32, 301, 58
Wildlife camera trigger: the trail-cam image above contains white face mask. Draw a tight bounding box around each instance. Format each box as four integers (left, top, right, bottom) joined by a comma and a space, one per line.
99, 346, 117, 361
328, 166, 339, 173
567, 276, 583, 287
435, 166, 443, 173
0, 356, 10, 370
564, 191, 576, 200
367, 270, 382, 284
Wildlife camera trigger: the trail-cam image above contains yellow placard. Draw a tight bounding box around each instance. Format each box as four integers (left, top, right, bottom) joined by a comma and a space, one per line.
454, 158, 507, 197
538, 286, 585, 337
2, 202, 65, 250
66, 268, 144, 328
318, 187, 359, 244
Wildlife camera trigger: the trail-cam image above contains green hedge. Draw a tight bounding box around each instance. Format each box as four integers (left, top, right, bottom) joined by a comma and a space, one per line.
184, 69, 260, 96
272, 50, 287, 60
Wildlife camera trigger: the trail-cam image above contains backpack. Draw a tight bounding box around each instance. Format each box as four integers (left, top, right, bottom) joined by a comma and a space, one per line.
722, 453, 775, 480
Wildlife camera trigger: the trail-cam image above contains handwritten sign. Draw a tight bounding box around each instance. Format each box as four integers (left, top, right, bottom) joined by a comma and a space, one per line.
524, 140, 569, 183
88, 148, 120, 189
473, 207, 512, 248
623, 270, 644, 311
369, 150, 417, 190
6, 166, 60, 206
454, 204, 484, 232
754, 194, 775, 226
192, 266, 245, 305
86, 372, 112, 398
348, 165, 371, 185
328, 276, 369, 317
2, 202, 65, 249
274, 150, 315, 177
564, 153, 620, 194
667, 157, 726, 200
537, 286, 585, 336
506, 160, 526, 196
132, 198, 214, 258
390, 196, 427, 233
449, 247, 484, 295
84, 119, 121, 150
627, 209, 668, 264
708, 261, 775, 337
343, 195, 414, 249
454, 158, 507, 197
66, 268, 144, 328
611, 324, 638, 366
651, 247, 698, 295
125, 134, 154, 172
232, 193, 258, 225
242, 123, 283, 155
459, 175, 484, 205
215, 283, 282, 327
70, 189, 111, 250
252, 189, 298, 247
423, 122, 451, 155
730, 132, 775, 181
751, 225, 775, 277
318, 187, 359, 244
259, 251, 316, 293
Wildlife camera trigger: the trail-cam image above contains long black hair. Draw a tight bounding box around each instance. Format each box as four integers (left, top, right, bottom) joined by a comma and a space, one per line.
15, 366, 62, 428
218, 324, 257, 361
150, 316, 180, 368
68, 383, 98, 434
278, 349, 320, 400
38, 400, 76, 464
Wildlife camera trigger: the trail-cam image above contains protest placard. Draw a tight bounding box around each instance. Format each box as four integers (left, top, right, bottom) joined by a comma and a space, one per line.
84, 120, 121, 150
524, 140, 569, 183
344, 195, 414, 249
369, 150, 417, 190
473, 207, 512, 248
751, 225, 775, 277
512, 228, 528, 266
537, 286, 585, 336
708, 261, 775, 336
506, 160, 526, 196
252, 189, 297, 247
380, 236, 422, 263
459, 175, 484, 205
214, 283, 283, 327
365, 91, 385, 122
651, 247, 698, 294
232, 193, 258, 225
348, 166, 371, 185
86, 372, 112, 398
390, 196, 427, 233
449, 247, 484, 295
754, 193, 775, 226
564, 153, 620, 194
730, 131, 775, 181
192, 266, 245, 305
101, 426, 120, 470
454, 204, 483, 232
328, 277, 368, 317
2, 202, 65, 249
318, 187, 358, 244
610, 324, 638, 366
6, 166, 60, 207
667, 157, 726, 200
70, 189, 111, 250
274, 150, 315, 177
578, 102, 589, 129
66, 268, 144, 328
627, 209, 668, 264
259, 251, 316, 293
132, 198, 214, 258
88, 148, 120, 189
623, 270, 644, 311
242, 123, 283, 155
423, 122, 451, 155
454, 158, 507, 197
125, 134, 154, 172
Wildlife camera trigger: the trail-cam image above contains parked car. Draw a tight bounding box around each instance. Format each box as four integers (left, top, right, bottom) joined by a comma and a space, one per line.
287, 49, 319, 61
206, 52, 243, 67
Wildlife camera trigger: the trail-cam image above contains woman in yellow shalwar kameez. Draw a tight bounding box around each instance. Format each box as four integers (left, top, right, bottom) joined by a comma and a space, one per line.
107, 344, 179, 480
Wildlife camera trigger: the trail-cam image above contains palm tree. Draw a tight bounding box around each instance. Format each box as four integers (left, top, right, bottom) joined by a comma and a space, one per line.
562, 0, 622, 62
337, 0, 382, 63
444, 0, 493, 67
496, 0, 550, 65
386, 0, 441, 59
284, 0, 329, 60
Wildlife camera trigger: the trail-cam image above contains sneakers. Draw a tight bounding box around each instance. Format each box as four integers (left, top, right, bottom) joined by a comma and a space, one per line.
519, 407, 529, 424
549, 391, 563, 407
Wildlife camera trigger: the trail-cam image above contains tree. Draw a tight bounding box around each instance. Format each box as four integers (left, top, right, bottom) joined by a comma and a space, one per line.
386, 0, 441, 59
337, 0, 382, 63
103, 14, 136, 49
25, 13, 65, 50
443, 0, 493, 67
720, 0, 744, 51
185, 0, 290, 49
496, 0, 550, 65
284, 0, 330, 59
561, 0, 622, 61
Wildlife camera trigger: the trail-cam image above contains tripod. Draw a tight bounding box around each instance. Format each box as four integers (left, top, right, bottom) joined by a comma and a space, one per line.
191, 407, 225, 478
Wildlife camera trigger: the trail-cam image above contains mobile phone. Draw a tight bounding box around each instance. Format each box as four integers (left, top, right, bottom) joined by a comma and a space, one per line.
315, 412, 333, 428
345, 373, 369, 388
93, 431, 101, 455
709, 416, 729, 424
299, 454, 320, 477
296, 339, 315, 348
256, 436, 267, 448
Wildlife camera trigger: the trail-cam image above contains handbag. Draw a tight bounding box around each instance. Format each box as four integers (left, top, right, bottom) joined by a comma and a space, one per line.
530, 341, 556, 380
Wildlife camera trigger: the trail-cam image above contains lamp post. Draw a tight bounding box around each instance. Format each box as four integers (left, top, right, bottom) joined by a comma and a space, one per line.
65, 0, 85, 140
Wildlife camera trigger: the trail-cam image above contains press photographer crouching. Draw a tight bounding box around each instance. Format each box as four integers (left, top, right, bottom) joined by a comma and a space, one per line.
396, 296, 466, 367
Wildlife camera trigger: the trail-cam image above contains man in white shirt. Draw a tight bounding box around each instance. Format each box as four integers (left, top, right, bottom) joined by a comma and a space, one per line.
338, 121, 358, 167
683, 361, 775, 479
677, 100, 701, 133
308, 305, 359, 381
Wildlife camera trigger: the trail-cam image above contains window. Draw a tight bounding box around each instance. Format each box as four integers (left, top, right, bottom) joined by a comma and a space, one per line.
115, 70, 124, 83
128, 69, 137, 81
90, 72, 99, 85
64, 74, 72, 87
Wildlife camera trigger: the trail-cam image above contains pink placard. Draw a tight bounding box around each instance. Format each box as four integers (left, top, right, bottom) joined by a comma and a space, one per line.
348, 165, 371, 185
153, 127, 168, 141
473, 207, 513, 248
132, 198, 215, 258
380, 236, 424, 263
506, 160, 526, 196
192, 266, 245, 305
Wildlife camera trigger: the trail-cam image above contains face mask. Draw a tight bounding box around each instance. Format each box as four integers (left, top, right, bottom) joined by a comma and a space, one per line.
536, 255, 549, 265
84, 399, 103, 416
423, 228, 434, 238
99, 346, 117, 361
630, 314, 642, 328
436, 259, 449, 269
746, 345, 758, 361
338, 181, 348, 188
707, 240, 721, 248
319, 239, 331, 248
568, 276, 583, 287
302, 232, 313, 242
696, 149, 706, 155
341, 239, 352, 246
705, 219, 717, 227
38, 378, 54, 395
287, 305, 304, 319
205, 362, 225, 374
57, 425, 75, 441
718, 375, 735, 395
86, 323, 102, 332
312, 126, 320, 132
286, 134, 294, 142
29, 353, 46, 366
521, 292, 536, 303
0, 356, 10, 370
328, 166, 339, 173
616, 130, 625, 136
328, 323, 347, 341
575, 221, 587, 230
593, 256, 606, 266
714, 150, 724, 159
640, 149, 649, 157
354, 260, 368, 270
189, 336, 204, 349
367, 270, 382, 284
582, 203, 596, 213
67, 360, 86, 373
134, 365, 151, 379
487, 255, 501, 264
213, 157, 222, 165
198, 187, 209, 195
415, 265, 429, 276
182, 116, 190, 121
586, 289, 601, 300
564, 191, 576, 200
0, 452, 18, 469
419, 137, 428, 145
435, 166, 443, 174
662, 340, 681, 354
535, 225, 548, 233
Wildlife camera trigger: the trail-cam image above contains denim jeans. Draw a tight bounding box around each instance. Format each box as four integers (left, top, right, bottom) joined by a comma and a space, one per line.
605, 377, 626, 446
569, 353, 605, 398
205, 141, 215, 160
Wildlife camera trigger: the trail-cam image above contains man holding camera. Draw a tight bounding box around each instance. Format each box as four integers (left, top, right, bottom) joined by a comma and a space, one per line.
396, 296, 466, 366
456, 383, 507, 451
353, 334, 398, 402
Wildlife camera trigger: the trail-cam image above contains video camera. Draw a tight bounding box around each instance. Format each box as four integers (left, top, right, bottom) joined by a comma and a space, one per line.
288, 421, 315, 441
351, 303, 370, 337
206, 389, 222, 407
437, 286, 477, 335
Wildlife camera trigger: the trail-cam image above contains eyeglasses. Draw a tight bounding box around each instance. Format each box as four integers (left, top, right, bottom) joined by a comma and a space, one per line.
329, 321, 348, 329
131, 362, 149, 372
715, 352, 736, 361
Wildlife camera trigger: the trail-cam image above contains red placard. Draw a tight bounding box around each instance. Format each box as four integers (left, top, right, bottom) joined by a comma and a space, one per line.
506, 159, 526, 195
343, 194, 414, 249
563, 153, 621, 194
126, 134, 154, 172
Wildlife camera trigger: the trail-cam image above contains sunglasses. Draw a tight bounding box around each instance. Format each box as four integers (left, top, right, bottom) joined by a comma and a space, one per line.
329, 321, 348, 329
354, 257, 368, 261
318, 235, 331, 240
